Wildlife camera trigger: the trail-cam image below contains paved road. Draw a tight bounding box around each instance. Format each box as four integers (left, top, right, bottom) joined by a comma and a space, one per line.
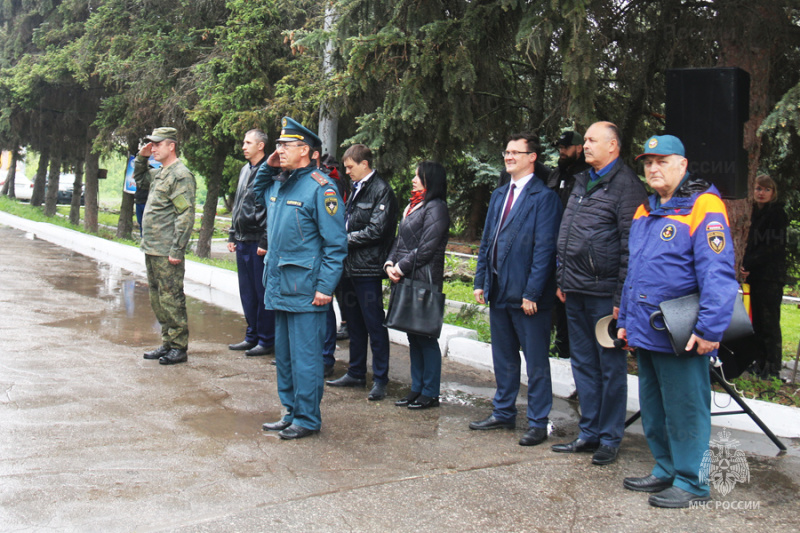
1, 225, 798, 532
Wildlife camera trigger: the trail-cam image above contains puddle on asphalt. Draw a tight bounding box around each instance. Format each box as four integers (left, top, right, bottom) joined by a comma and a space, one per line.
33, 244, 246, 348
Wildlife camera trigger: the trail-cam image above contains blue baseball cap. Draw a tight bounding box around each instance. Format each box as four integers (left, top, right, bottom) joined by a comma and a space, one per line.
635, 135, 686, 160
277, 116, 321, 147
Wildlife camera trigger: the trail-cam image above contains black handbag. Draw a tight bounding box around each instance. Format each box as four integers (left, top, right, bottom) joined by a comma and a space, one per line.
648, 291, 754, 356
383, 254, 446, 338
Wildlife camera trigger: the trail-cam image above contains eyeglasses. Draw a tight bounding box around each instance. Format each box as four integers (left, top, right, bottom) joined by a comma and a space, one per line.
276, 142, 306, 150
501, 151, 533, 158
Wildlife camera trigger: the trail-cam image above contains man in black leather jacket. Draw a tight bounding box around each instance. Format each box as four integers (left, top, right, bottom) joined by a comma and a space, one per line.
226, 129, 275, 357
326, 144, 398, 401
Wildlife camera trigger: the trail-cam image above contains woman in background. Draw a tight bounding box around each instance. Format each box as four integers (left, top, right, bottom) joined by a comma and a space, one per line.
741, 174, 789, 380
385, 161, 450, 409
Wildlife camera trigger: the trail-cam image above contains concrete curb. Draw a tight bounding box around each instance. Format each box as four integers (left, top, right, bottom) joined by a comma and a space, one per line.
2, 210, 798, 439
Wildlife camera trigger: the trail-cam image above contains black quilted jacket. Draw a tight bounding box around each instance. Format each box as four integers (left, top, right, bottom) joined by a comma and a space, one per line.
343, 173, 399, 278
385, 198, 450, 291
556, 158, 648, 307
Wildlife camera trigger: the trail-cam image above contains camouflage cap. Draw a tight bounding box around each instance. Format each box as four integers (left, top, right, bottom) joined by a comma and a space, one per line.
144, 127, 178, 143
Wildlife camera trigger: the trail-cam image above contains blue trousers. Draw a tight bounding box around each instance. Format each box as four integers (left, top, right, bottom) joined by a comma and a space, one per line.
407, 333, 442, 397
235, 240, 274, 347
638, 348, 711, 497
564, 293, 628, 447
489, 304, 552, 428
339, 276, 390, 383
322, 303, 336, 368
275, 310, 326, 431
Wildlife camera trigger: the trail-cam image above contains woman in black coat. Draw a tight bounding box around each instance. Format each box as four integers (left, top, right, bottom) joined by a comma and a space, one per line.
741, 174, 789, 380
384, 162, 450, 409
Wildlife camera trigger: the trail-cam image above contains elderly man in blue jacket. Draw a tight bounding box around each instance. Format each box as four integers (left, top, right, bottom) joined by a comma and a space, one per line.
254, 117, 347, 440
618, 135, 738, 508
471, 132, 562, 447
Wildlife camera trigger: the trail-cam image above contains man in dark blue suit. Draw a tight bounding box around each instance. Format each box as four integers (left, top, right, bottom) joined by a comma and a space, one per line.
471, 133, 562, 446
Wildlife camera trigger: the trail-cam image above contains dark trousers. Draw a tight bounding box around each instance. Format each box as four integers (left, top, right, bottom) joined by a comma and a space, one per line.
550, 298, 570, 358
323, 303, 336, 368
135, 202, 146, 237
145, 254, 188, 350
749, 279, 784, 376
339, 276, 390, 384
638, 348, 710, 497
564, 293, 627, 447
489, 298, 553, 429
235, 240, 274, 347
408, 333, 442, 397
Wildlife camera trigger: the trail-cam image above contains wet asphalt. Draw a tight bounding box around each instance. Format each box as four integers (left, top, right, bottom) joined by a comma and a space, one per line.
1, 224, 799, 532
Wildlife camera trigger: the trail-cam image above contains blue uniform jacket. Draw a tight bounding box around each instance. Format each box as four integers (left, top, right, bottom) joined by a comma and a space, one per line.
474, 175, 562, 309
617, 184, 738, 354
254, 162, 347, 313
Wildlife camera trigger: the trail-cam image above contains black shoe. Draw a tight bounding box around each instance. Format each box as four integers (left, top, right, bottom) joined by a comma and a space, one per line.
278, 424, 319, 440
591, 444, 619, 465
324, 365, 335, 378
368, 381, 387, 401
229, 340, 257, 351
144, 345, 170, 360
395, 392, 421, 407
245, 344, 274, 357
336, 323, 349, 340
326, 374, 366, 387
551, 438, 599, 453
519, 427, 548, 446
262, 419, 292, 432
623, 474, 673, 493
648, 486, 710, 508
408, 395, 439, 410
159, 349, 188, 365
469, 415, 515, 431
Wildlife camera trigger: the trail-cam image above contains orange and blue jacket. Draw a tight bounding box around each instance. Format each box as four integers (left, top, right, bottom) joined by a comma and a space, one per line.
617, 182, 738, 355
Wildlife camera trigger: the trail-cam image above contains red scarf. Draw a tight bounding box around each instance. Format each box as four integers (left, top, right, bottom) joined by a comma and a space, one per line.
408, 189, 425, 212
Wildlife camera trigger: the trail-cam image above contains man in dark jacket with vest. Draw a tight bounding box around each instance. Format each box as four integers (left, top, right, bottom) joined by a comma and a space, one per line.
552, 121, 647, 465
227, 129, 275, 357
326, 144, 398, 401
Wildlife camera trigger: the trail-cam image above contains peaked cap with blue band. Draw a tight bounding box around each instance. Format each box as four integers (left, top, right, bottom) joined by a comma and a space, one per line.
277, 116, 321, 147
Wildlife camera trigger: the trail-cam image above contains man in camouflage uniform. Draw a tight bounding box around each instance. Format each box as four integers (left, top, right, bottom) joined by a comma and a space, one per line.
134, 127, 197, 365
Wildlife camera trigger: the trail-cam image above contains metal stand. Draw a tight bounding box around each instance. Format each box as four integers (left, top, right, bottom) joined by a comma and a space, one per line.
624, 366, 786, 452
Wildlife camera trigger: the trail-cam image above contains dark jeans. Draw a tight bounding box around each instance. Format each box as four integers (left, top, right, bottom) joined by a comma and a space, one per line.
408, 333, 442, 397
339, 276, 390, 383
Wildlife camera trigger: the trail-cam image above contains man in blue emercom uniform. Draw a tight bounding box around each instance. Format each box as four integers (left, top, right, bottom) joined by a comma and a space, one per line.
254, 117, 347, 440
617, 135, 738, 508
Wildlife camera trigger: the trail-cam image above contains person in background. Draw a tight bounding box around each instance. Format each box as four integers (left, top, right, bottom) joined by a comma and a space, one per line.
227, 129, 275, 357
385, 161, 450, 409
740, 174, 789, 381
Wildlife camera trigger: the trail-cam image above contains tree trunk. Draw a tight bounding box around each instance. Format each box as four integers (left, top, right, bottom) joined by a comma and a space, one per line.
44, 154, 61, 217
116, 140, 137, 239
716, 2, 783, 271
464, 184, 490, 242
31, 146, 49, 206
84, 138, 100, 233
70, 159, 84, 225
195, 144, 225, 258
2, 149, 19, 198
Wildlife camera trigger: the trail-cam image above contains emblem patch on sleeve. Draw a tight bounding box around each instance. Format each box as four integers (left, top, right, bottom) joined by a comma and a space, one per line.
324, 188, 337, 196
707, 231, 725, 254
325, 197, 339, 215
660, 223, 676, 241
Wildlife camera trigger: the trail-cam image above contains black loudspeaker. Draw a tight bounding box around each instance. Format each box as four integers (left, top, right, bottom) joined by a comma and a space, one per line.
665, 68, 750, 199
